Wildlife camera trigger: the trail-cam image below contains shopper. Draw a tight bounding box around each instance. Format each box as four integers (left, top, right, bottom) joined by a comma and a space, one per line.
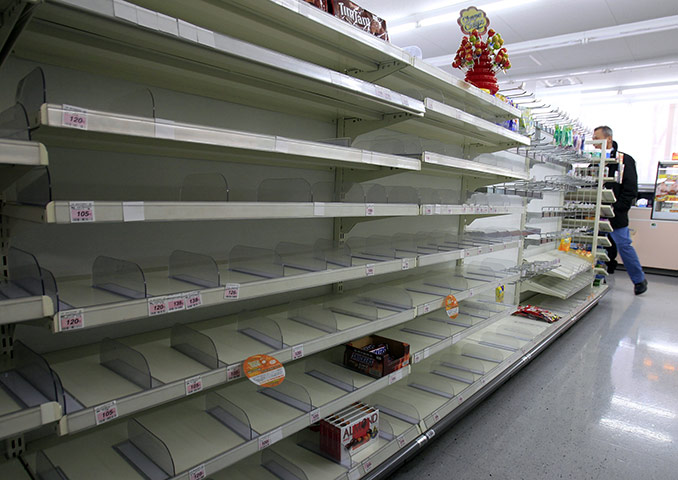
592, 126, 647, 295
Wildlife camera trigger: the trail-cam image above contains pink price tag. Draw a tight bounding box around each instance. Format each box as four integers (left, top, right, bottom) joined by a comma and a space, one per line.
363, 460, 374, 473
365, 264, 375, 276
62, 106, 88, 129
166, 295, 185, 313
185, 376, 203, 395
292, 344, 304, 360
424, 205, 433, 215
433, 412, 441, 422
413, 351, 423, 364
184, 291, 202, 310
426, 430, 435, 439
224, 283, 240, 299
59, 310, 84, 331
310, 409, 321, 424
69, 202, 94, 223
401, 259, 411, 270
365, 204, 375, 216
422, 304, 431, 314
148, 298, 167, 316
189, 465, 206, 480
397, 435, 407, 448
465, 250, 471, 257
227, 363, 242, 381
95, 401, 118, 425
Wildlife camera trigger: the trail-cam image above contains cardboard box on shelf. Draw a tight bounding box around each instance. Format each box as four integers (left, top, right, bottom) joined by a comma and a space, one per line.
329, 0, 389, 41
343, 335, 409, 378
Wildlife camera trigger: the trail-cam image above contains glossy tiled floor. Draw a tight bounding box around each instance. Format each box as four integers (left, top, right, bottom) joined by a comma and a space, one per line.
390, 273, 678, 480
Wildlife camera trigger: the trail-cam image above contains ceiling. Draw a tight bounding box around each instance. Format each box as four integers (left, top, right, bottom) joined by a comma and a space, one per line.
358, 0, 678, 99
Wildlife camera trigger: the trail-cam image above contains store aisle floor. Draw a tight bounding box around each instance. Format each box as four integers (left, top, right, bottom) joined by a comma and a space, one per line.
390, 273, 678, 480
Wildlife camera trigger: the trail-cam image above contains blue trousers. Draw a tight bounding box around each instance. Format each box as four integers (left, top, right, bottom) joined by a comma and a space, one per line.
609, 227, 645, 284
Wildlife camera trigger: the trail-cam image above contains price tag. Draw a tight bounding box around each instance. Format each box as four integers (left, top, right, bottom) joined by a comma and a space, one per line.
365, 204, 375, 216
388, 369, 404, 385
365, 264, 375, 276
185, 376, 203, 395
420, 304, 431, 315
458, 395, 464, 404
95, 400, 118, 425
122, 201, 145, 222
434, 204, 442, 215
465, 250, 472, 257
413, 351, 423, 364
227, 363, 242, 381
292, 344, 304, 360
445, 206, 455, 215
313, 202, 325, 216
62, 105, 88, 130
310, 409, 321, 424
148, 297, 168, 316
258, 428, 283, 450
397, 435, 407, 448
489, 246, 494, 253
425, 430, 435, 440
401, 258, 411, 270
363, 459, 374, 473
224, 283, 240, 299
184, 291, 202, 309
189, 465, 206, 480
69, 201, 95, 223
433, 411, 441, 422
166, 294, 185, 313
478, 246, 484, 255
59, 310, 84, 331
423, 205, 434, 215
375, 87, 392, 102
467, 289, 474, 298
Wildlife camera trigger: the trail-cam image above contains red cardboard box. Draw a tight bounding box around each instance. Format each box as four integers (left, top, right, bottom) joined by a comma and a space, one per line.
302, 0, 328, 11
320, 402, 379, 465
329, 0, 389, 41
343, 335, 409, 378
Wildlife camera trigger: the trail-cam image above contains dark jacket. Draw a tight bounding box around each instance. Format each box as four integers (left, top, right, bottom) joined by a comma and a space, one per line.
604, 141, 638, 229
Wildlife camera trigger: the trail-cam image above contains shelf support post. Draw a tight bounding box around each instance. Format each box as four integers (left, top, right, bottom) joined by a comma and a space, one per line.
346, 60, 408, 83
341, 113, 415, 141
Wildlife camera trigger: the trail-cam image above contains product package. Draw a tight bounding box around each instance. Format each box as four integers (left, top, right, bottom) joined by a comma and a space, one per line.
302, 0, 328, 11
343, 335, 409, 378
320, 402, 379, 465
513, 305, 561, 323
330, 0, 389, 41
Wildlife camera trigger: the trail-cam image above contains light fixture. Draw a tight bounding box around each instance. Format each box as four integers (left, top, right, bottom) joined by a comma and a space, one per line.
389, 22, 418, 35
419, 12, 459, 28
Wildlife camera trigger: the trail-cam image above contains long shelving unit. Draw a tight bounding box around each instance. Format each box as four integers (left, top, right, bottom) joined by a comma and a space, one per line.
0, 1, 610, 479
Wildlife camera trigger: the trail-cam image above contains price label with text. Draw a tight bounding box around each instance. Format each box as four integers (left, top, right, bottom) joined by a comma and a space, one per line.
310, 409, 321, 424
425, 430, 435, 440
148, 298, 168, 316
423, 205, 434, 215
224, 283, 240, 299
445, 206, 455, 215
59, 310, 84, 331
397, 435, 407, 448
69, 201, 95, 223
184, 291, 202, 309
62, 105, 88, 129
401, 258, 411, 270
227, 363, 242, 381
413, 351, 423, 364
292, 344, 304, 360
189, 465, 206, 480
389, 369, 404, 385
420, 304, 431, 315
365, 264, 375, 276
258, 428, 283, 450
95, 400, 118, 425
433, 411, 441, 422
166, 294, 185, 313
363, 460, 374, 473
185, 376, 203, 395
365, 204, 375, 216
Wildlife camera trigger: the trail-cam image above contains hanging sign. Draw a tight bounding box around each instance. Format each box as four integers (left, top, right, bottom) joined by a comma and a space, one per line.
457, 6, 490, 35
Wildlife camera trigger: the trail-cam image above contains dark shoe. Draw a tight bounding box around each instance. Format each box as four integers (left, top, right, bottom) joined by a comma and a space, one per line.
634, 279, 648, 295
606, 260, 617, 274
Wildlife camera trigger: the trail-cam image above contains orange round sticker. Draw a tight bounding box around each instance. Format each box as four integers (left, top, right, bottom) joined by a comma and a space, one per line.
243, 354, 285, 388
444, 294, 459, 319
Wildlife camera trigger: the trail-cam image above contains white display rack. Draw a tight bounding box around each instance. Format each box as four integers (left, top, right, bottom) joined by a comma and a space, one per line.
380, 98, 529, 152
572, 235, 612, 248
0, 266, 518, 440
4, 201, 524, 225
0, 296, 54, 325
0, 401, 62, 442
0, 139, 48, 190
522, 270, 595, 299
565, 189, 616, 203
207, 285, 608, 480
28, 103, 420, 172
562, 218, 613, 233
4, 237, 518, 332
524, 249, 592, 281
15, 0, 425, 123
420, 151, 529, 182
123, 0, 521, 122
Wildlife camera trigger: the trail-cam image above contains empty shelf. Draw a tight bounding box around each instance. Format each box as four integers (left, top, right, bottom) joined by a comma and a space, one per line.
522, 270, 594, 299
565, 189, 616, 203
563, 218, 613, 233
420, 151, 529, 182
0, 296, 54, 325
126, 0, 520, 121
16, 1, 425, 123
0, 139, 48, 191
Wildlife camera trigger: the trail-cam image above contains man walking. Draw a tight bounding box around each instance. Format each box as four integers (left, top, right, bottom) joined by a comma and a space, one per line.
592, 126, 647, 295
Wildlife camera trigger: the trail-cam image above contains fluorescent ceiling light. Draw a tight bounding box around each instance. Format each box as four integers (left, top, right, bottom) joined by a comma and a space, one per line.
419, 12, 459, 28
389, 22, 418, 34
483, 0, 539, 13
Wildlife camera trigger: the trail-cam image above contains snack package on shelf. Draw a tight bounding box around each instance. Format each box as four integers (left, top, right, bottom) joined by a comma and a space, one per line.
513, 305, 561, 323
320, 402, 379, 465
343, 335, 409, 378
330, 0, 389, 41
303, 0, 329, 11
